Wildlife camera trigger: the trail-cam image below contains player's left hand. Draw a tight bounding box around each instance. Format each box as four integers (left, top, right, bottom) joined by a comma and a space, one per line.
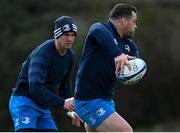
114, 54, 135, 73
64, 97, 74, 111
67, 111, 83, 127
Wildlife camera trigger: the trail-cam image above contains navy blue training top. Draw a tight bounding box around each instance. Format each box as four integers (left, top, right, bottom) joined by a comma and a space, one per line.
74, 20, 139, 100
13, 39, 74, 109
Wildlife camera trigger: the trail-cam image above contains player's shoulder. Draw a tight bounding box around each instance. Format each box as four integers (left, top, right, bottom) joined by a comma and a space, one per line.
89, 22, 108, 34
41, 39, 54, 50
90, 22, 105, 30
30, 39, 54, 57
91, 22, 103, 27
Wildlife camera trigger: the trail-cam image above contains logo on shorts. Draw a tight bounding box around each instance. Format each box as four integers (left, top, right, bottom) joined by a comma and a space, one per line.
96, 107, 106, 117
89, 107, 106, 125
15, 118, 19, 126
89, 117, 96, 125
22, 116, 30, 124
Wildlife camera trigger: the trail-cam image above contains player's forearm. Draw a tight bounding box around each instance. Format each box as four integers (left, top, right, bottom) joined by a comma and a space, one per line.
29, 84, 65, 109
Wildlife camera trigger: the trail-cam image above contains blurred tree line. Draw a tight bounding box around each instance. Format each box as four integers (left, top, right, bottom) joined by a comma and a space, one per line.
0, 0, 180, 131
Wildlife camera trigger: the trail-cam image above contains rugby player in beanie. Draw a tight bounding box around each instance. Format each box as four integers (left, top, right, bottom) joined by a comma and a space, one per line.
9, 16, 82, 132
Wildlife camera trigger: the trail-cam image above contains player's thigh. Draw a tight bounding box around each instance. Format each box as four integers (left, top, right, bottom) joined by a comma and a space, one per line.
96, 112, 133, 132
74, 99, 115, 129
37, 112, 57, 130
9, 104, 39, 131
84, 123, 97, 132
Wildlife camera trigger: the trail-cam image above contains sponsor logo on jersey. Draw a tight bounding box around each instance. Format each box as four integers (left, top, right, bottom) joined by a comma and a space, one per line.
114, 38, 118, 45
125, 44, 130, 52
15, 118, 19, 127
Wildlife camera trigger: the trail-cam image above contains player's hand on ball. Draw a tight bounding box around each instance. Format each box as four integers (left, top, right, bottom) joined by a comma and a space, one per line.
67, 111, 83, 127
116, 58, 147, 85
64, 97, 74, 111
114, 53, 135, 73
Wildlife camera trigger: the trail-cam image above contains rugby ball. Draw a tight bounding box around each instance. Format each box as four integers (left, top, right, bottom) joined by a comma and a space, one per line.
116, 58, 147, 85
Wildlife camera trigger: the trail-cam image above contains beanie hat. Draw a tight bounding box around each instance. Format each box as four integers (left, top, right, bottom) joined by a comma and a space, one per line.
54, 16, 78, 39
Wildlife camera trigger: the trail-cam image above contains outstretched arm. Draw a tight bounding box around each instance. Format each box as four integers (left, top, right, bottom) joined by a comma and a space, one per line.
28, 52, 65, 109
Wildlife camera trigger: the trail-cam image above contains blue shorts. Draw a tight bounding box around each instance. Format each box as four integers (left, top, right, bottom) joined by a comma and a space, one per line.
9, 96, 57, 131
74, 98, 115, 128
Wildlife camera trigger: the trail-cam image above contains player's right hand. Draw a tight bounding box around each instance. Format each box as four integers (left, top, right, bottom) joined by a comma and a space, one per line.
64, 97, 74, 111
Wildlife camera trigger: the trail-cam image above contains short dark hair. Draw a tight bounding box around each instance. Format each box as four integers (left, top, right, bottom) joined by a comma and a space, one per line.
110, 3, 137, 19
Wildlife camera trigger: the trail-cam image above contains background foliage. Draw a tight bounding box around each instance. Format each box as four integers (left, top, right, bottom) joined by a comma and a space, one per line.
0, 0, 180, 131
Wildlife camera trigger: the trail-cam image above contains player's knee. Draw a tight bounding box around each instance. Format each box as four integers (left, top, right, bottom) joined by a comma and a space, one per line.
85, 123, 96, 132
121, 125, 133, 132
